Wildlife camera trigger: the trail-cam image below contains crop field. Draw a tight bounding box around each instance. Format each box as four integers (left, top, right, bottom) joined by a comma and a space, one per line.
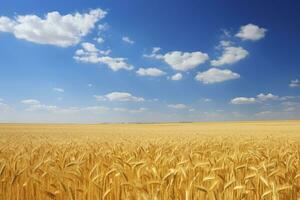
0, 121, 300, 200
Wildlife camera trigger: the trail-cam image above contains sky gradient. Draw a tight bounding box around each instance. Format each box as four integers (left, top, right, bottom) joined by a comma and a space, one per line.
0, 0, 300, 123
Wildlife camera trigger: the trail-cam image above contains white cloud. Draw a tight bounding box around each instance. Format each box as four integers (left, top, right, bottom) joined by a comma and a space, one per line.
219, 40, 232, 47
122, 36, 134, 44
98, 23, 109, 32
136, 68, 165, 77
0, 9, 106, 47
53, 88, 64, 93
143, 47, 162, 59
257, 93, 279, 101
82, 42, 99, 52
144, 49, 209, 71
289, 79, 300, 88
152, 47, 161, 54
94, 92, 144, 102
21, 99, 41, 105
236, 23, 267, 41
231, 93, 283, 105
211, 46, 248, 66
105, 92, 144, 102
168, 104, 187, 109
95, 37, 104, 44
195, 68, 240, 84
170, 73, 183, 81
163, 51, 209, 71
80, 42, 111, 55
230, 97, 256, 105
74, 42, 133, 71
215, 40, 232, 49
97, 57, 133, 71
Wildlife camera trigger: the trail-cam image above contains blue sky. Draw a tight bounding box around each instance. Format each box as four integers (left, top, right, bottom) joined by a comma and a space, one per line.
0, 0, 300, 123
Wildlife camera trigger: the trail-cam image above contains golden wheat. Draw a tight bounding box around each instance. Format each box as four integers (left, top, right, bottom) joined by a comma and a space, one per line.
0, 121, 300, 199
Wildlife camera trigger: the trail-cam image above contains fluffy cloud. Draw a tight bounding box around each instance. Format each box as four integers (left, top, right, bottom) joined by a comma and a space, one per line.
211, 46, 248, 66
218, 40, 232, 48
167, 104, 187, 109
136, 68, 166, 77
257, 93, 279, 101
122, 36, 134, 44
94, 92, 144, 102
82, 42, 99, 52
163, 51, 209, 71
53, 88, 64, 93
230, 97, 256, 104
95, 37, 104, 44
170, 73, 183, 81
0, 9, 106, 47
74, 42, 133, 71
195, 68, 240, 84
231, 93, 281, 105
97, 57, 133, 71
235, 24, 267, 41
98, 23, 109, 32
144, 48, 209, 71
143, 47, 162, 59
289, 79, 300, 88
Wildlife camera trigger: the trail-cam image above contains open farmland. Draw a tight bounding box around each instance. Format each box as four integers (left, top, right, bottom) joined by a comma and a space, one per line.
0, 121, 300, 199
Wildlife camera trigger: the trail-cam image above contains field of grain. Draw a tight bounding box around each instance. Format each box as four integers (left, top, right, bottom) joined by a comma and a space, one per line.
0, 121, 300, 200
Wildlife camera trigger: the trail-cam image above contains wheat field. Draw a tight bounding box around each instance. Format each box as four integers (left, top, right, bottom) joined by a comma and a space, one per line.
0, 121, 300, 200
